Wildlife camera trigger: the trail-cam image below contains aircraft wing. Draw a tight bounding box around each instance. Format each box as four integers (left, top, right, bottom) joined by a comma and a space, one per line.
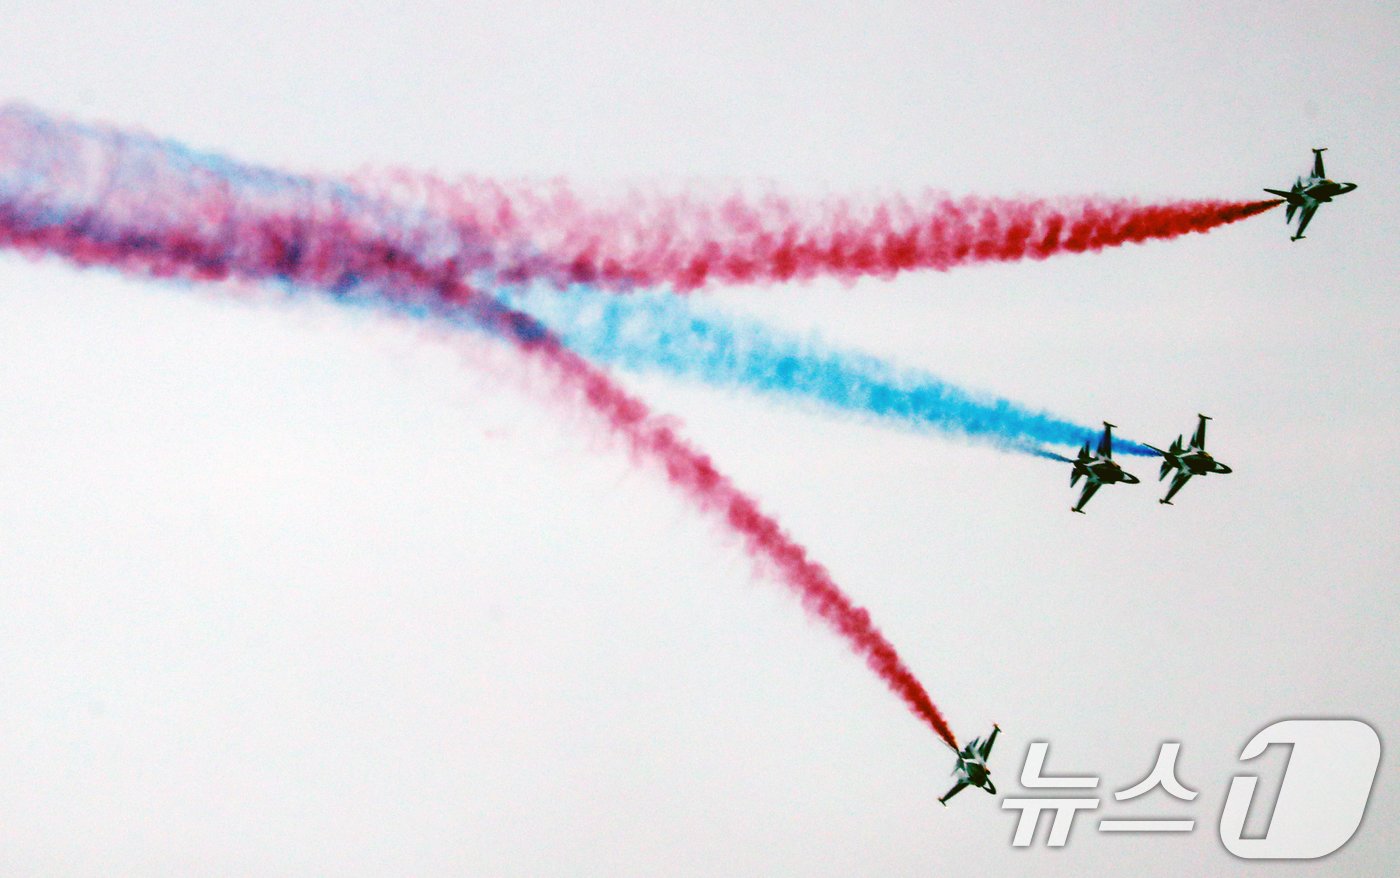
939, 780, 969, 805
1313, 148, 1327, 178
1097, 424, 1114, 459
979, 725, 1000, 759
1293, 201, 1319, 239
1192, 415, 1209, 450
1074, 479, 1101, 512
1162, 470, 1193, 504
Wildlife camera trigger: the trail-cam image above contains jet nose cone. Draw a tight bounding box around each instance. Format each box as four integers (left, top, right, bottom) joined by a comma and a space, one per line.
1217, 463, 1233, 474
1121, 472, 1141, 484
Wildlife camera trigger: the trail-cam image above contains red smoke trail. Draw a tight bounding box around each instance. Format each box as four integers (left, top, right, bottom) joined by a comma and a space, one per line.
541, 341, 959, 748
372, 174, 1281, 291
0, 106, 958, 748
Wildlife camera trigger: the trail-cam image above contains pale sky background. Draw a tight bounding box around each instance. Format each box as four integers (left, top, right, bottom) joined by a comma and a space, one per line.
0, 2, 1396, 875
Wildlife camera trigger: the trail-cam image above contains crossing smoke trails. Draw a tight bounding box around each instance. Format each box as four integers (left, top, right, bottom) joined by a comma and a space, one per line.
374, 173, 1280, 292
501, 285, 1160, 458
0, 105, 959, 748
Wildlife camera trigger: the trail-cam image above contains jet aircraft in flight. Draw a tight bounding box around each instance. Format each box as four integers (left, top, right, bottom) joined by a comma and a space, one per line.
1144, 414, 1232, 505
939, 724, 1000, 805
1068, 422, 1139, 513
1264, 147, 1357, 240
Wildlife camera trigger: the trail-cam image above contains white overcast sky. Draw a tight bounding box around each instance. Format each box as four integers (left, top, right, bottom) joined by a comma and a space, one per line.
0, 2, 1396, 875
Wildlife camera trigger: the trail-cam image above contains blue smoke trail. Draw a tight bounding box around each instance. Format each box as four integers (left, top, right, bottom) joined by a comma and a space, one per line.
496, 284, 1158, 458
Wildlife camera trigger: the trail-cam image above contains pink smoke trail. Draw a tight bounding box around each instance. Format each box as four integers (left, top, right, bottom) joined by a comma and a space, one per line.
369, 173, 1280, 291
0, 105, 958, 748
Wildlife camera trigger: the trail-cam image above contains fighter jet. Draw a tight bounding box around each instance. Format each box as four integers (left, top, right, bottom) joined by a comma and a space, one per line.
1068, 422, 1139, 514
1264, 148, 1357, 240
939, 724, 1000, 805
1144, 414, 1232, 505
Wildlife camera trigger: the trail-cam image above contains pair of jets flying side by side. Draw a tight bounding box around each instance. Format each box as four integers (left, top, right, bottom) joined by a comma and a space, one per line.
1265, 147, 1357, 241
1060, 415, 1231, 514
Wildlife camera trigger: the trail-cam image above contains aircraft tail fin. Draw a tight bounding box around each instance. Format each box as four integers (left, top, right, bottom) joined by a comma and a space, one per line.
1264, 188, 1303, 206
1097, 423, 1115, 460
1143, 443, 1175, 483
